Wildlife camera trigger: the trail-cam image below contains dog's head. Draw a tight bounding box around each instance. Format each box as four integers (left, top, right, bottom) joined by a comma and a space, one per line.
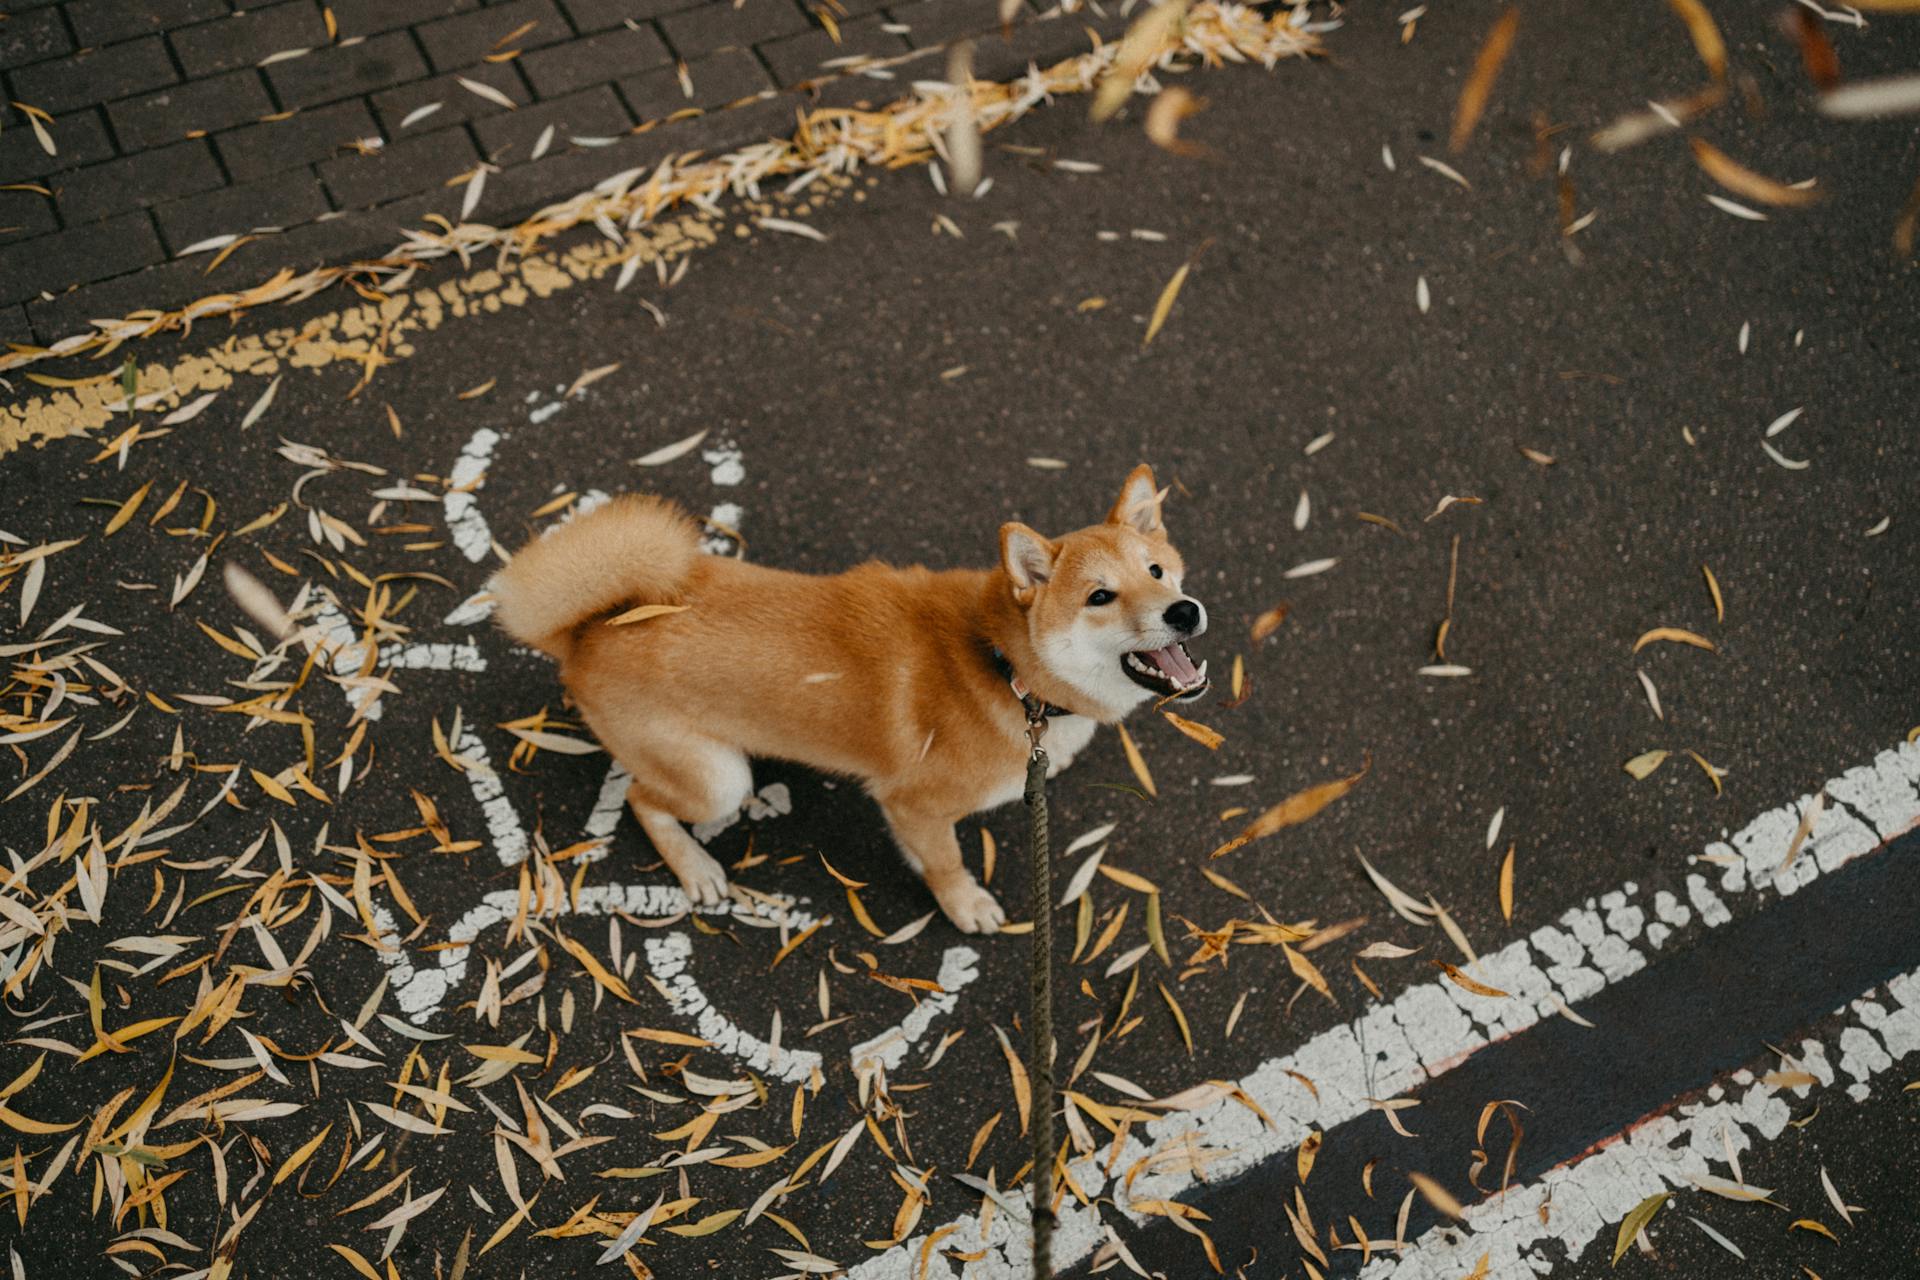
1000, 464, 1208, 721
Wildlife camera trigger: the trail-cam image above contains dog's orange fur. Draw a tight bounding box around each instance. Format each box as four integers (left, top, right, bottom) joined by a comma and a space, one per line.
490, 464, 1205, 932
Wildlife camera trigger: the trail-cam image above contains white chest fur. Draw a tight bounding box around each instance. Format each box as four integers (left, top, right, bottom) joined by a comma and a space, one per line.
976, 715, 1098, 812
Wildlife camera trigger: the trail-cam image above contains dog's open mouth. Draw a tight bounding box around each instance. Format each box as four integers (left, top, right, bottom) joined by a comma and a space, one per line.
1122, 641, 1209, 700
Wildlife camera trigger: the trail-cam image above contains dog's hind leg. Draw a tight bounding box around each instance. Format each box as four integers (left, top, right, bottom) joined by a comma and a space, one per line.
590, 714, 751, 906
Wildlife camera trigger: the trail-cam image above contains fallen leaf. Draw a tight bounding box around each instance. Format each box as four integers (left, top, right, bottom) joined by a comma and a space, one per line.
1117, 723, 1157, 797
1632, 627, 1716, 654
1666, 0, 1726, 81
1212, 756, 1369, 858
1162, 711, 1223, 749
1450, 8, 1520, 153
1690, 139, 1819, 207
1433, 960, 1509, 998
1409, 1171, 1464, 1219
1249, 603, 1290, 642
1498, 843, 1515, 922
1613, 1192, 1669, 1265
633, 429, 709, 467
1624, 750, 1671, 779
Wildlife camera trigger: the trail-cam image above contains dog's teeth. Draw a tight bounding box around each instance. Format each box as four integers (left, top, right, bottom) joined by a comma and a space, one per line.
1195, 659, 1208, 684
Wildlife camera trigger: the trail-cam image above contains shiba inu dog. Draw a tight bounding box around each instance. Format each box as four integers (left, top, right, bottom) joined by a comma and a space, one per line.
489, 465, 1208, 933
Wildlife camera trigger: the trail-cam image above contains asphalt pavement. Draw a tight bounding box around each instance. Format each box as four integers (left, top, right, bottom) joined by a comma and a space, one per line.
2, 2, 1918, 1279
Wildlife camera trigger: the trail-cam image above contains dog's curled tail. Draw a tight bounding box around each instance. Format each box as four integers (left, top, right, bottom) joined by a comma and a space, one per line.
489, 494, 702, 659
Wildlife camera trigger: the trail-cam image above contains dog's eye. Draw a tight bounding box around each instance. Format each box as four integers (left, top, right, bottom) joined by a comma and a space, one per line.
1148, 564, 1163, 580
1086, 589, 1116, 607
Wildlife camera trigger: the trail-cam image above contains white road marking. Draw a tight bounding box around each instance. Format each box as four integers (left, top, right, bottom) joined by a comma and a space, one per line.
444, 427, 504, 563
848, 740, 1920, 1279
1368, 964, 1920, 1279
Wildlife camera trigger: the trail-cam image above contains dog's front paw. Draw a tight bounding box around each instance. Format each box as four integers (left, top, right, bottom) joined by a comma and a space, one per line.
672, 846, 732, 907
934, 877, 1005, 935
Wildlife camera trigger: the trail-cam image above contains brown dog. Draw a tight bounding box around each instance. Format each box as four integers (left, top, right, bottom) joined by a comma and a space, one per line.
489, 465, 1208, 933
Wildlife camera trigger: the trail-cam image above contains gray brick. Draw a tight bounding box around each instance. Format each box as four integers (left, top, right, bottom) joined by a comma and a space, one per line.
756, 14, 906, 85
0, 210, 164, 307
0, 107, 114, 179
68, 0, 226, 47
474, 83, 631, 160
0, 189, 59, 239
327, 0, 480, 37
884, 0, 1019, 49
0, 7, 71, 70
216, 97, 379, 180
171, 2, 329, 78
619, 48, 769, 122
371, 62, 526, 134
154, 170, 332, 252
659, 0, 809, 59
319, 125, 481, 207
107, 70, 275, 153
10, 35, 175, 112
266, 30, 428, 107
415, 0, 569, 73
54, 140, 225, 223
519, 25, 670, 99
562, 0, 705, 31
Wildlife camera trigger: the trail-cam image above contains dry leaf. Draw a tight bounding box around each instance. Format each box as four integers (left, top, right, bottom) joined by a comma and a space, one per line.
633, 429, 709, 467
1249, 602, 1290, 642
1162, 711, 1223, 750
1633, 627, 1716, 654
1690, 139, 1819, 207
1666, 0, 1726, 81
1143, 260, 1192, 350
1497, 843, 1515, 922
1614, 1192, 1669, 1264
1450, 8, 1519, 153
1409, 1171, 1464, 1219
1144, 86, 1208, 156
1433, 959, 1509, 998
1212, 755, 1369, 858
1624, 749, 1671, 779
1702, 563, 1725, 621
1117, 723, 1157, 797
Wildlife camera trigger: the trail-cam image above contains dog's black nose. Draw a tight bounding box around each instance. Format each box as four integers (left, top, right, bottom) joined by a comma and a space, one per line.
1163, 600, 1201, 633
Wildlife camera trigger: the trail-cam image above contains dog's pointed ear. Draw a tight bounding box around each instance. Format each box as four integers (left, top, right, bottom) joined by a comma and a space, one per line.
1106, 463, 1164, 534
1000, 523, 1057, 597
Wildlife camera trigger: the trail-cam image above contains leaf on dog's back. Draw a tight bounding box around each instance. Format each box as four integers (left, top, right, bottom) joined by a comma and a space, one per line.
1211, 755, 1370, 858
607, 603, 689, 626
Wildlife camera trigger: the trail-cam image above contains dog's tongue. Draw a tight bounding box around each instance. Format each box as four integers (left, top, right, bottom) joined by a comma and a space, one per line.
1146, 644, 1199, 686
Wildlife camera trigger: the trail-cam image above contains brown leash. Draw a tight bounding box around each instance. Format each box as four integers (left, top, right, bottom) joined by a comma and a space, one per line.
1020, 693, 1055, 1280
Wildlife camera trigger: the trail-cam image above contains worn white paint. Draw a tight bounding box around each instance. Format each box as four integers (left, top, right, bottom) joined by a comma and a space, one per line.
846, 740, 1920, 1279
444, 428, 504, 563
1367, 964, 1920, 1279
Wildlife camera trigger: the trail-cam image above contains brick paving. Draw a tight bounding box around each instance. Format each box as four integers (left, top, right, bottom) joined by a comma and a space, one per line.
0, 0, 1121, 345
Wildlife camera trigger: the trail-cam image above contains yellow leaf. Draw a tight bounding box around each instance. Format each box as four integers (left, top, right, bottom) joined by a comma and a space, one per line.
1449, 8, 1519, 153
1624, 750, 1670, 780
104, 480, 154, 535
1498, 843, 1515, 922
1297, 1130, 1321, 1182
1162, 710, 1224, 750
666, 1208, 742, 1236
818, 854, 867, 889
1790, 1219, 1839, 1241
1690, 139, 1819, 208
1411, 1171, 1466, 1220
607, 603, 690, 626
250, 769, 297, 806
1633, 626, 1716, 654
555, 932, 636, 1003
624, 1028, 712, 1048
198, 621, 261, 661
327, 1244, 385, 1280
992, 1026, 1031, 1135
465, 1043, 544, 1064
1433, 959, 1509, 999
1702, 563, 1725, 622
1212, 755, 1370, 858
1666, 0, 1726, 81
1283, 943, 1332, 1001
1685, 749, 1725, 796
1250, 602, 1290, 643
1117, 723, 1157, 797
1098, 864, 1158, 894
1612, 1191, 1668, 1264
0, 1106, 78, 1135
273, 1122, 332, 1186
1142, 260, 1190, 350
846, 888, 886, 937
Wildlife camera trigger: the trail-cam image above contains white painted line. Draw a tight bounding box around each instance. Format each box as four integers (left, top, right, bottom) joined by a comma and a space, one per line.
444, 427, 504, 563
1367, 964, 1920, 1279
848, 740, 1920, 1279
